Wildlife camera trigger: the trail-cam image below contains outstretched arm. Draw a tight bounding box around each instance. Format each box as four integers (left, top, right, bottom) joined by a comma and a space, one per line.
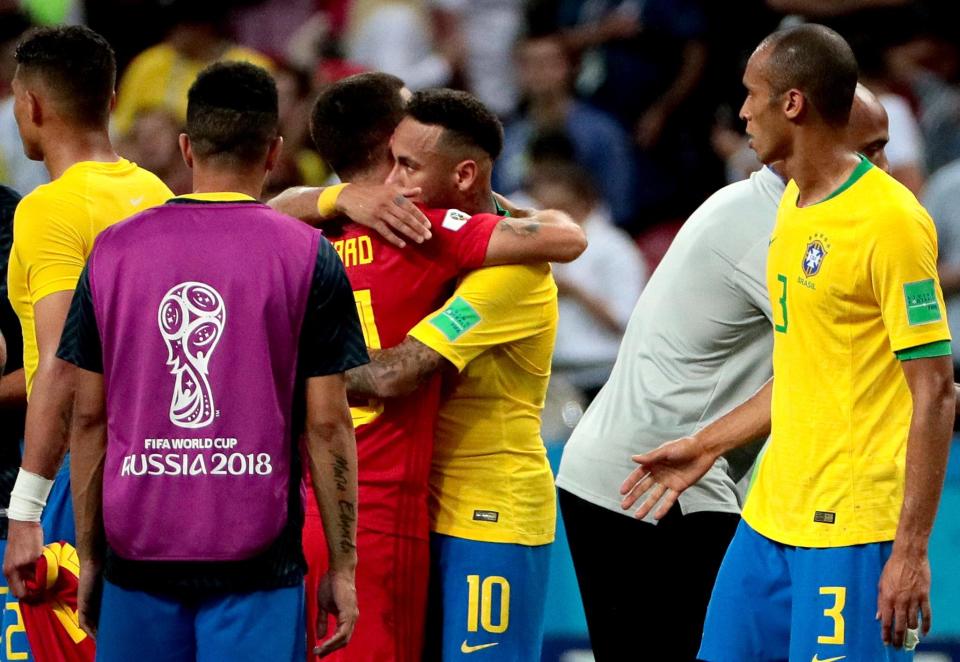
620, 378, 773, 520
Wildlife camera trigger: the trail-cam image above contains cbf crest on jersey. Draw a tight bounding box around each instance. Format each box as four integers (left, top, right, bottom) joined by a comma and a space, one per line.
802, 233, 831, 277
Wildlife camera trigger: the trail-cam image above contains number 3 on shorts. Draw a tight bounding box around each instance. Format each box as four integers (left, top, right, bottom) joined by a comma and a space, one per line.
818, 586, 846, 645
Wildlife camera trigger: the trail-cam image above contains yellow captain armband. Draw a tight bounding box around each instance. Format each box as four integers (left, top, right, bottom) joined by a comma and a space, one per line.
317, 183, 349, 218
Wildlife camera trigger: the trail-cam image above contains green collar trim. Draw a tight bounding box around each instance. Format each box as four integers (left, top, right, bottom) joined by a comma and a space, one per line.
818, 154, 873, 204
493, 197, 511, 218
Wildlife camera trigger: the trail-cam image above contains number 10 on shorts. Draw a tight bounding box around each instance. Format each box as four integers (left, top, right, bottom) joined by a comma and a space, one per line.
466, 575, 510, 634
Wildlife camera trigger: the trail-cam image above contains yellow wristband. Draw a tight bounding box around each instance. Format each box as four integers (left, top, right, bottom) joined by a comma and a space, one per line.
317, 183, 349, 218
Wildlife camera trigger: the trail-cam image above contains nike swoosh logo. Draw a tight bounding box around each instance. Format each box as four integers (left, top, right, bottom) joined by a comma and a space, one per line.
129, 196, 144, 206
811, 655, 846, 662
769, 237, 777, 246
461, 640, 499, 654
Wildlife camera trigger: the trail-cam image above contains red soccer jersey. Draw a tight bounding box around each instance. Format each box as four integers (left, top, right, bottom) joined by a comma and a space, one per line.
305, 207, 501, 539
20, 542, 96, 662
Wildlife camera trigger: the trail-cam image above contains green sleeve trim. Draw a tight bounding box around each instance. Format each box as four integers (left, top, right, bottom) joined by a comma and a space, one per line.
896, 340, 952, 361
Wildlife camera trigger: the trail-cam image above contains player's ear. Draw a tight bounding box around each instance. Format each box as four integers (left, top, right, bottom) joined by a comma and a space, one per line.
108, 91, 117, 113
783, 88, 804, 121
454, 159, 478, 192
178, 133, 194, 169
265, 135, 283, 172
26, 90, 42, 126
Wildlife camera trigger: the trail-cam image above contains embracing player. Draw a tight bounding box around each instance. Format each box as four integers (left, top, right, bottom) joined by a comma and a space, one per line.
285, 74, 585, 660
347, 89, 562, 660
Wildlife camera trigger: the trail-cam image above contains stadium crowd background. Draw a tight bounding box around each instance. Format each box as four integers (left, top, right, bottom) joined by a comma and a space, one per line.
3, 0, 960, 659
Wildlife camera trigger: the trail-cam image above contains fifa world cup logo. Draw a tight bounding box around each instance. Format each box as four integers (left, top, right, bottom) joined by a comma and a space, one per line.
158, 282, 225, 428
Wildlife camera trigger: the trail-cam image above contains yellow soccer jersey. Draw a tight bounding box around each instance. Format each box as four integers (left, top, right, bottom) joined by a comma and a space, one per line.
112, 43, 273, 137
409, 264, 558, 546
743, 158, 951, 548
8, 159, 172, 396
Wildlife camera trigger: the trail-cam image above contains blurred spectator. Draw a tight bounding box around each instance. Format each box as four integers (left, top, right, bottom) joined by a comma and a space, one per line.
112, 3, 273, 138
547, 0, 712, 225
345, 0, 454, 90
922, 157, 960, 376
494, 35, 636, 226
0, 11, 47, 194
231, 0, 317, 60
117, 109, 191, 195
429, 0, 524, 117
529, 161, 647, 400
264, 62, 331, 197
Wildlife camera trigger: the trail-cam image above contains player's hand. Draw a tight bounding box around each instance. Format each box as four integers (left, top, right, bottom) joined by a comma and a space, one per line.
877, 548, 931, 648
619, 436, 715, 520
3, 519, 44, 598
77, 558, 102, 639
314, 569, 358, 658
337, 184, 432, 248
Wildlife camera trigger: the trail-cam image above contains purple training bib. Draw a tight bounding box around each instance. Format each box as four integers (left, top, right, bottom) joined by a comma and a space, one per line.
87, 200, 319, 561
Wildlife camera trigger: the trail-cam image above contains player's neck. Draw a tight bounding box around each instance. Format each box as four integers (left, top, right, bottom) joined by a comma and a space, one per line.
190, 167, 264, 200
783, 130, 861, 207
41, 126, 118, 180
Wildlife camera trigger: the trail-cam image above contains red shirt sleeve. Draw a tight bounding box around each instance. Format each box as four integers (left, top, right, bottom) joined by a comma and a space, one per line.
423, 207, 501, 273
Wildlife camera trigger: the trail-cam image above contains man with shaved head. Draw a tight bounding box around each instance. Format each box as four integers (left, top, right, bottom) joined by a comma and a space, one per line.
558, 75, 891, 660
623, 24, 953, 660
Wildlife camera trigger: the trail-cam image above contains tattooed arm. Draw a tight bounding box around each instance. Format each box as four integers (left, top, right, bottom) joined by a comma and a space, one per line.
346, 337, 448, 399
482, 209, 587, 266
304, 373, 359, 656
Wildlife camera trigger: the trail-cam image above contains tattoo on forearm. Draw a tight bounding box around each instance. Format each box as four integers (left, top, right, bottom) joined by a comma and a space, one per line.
498, 219, 541, 238
332, 452, 349, 493
337, 500, 357, 554
328, 450, 356, 555
347, 340, 442, 398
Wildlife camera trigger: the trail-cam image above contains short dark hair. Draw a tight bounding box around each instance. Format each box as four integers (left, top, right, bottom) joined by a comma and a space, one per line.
405, 89, 503, 160
186, 61, 278, 166
15, 25, 116, 127
760, 24, 859, 127
310, 72, 406, 179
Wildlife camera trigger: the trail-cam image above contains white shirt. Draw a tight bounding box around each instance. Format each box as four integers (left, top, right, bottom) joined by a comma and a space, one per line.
556, 167, 785, 521
553, 208, 647, 368
879, 92, 925, 171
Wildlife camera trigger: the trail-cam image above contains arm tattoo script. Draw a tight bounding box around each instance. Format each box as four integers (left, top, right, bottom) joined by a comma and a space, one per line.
330, 450, 357, 554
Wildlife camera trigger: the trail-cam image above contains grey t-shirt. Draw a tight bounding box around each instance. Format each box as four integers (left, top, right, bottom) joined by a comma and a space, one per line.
556, 167, 785, 521
923, 159, 960, 364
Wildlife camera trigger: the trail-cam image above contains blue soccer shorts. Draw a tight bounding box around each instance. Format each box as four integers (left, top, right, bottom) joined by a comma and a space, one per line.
425, 533, 551, 661
699, 520, 915, 662
96, 580, 305, 662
